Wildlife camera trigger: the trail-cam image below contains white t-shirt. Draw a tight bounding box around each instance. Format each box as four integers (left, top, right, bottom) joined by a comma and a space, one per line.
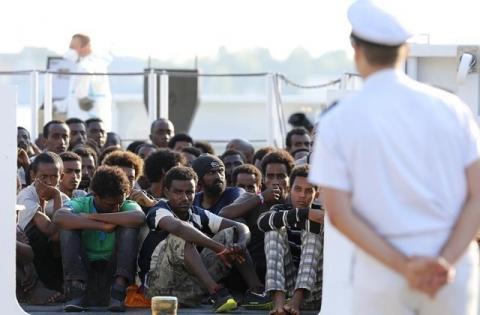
309, 68, 480, 238
17, 184, 70, 230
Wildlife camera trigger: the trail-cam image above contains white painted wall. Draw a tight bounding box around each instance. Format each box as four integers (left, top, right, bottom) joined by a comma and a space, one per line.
0, 85, 28, 314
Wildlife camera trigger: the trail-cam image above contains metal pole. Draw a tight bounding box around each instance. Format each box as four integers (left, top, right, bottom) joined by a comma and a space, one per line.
147, 69, 157, 124
30, 71, 40, 141
265, 73, 274, 147
159, 71, 169, 119
44, 72, 53, 125
406, 57, 418, 80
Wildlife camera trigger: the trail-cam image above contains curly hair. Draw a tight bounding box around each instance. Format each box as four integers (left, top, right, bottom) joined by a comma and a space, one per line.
102, 150, 144, 180
164, 166, 198, 189
144, 149, 187, 183
252, 146, 275, 166
90, 165, 130, 198
232, 163, 262, 187
98, 146, 122, 166
260, 150, 295, 177
289, 164, 316, 189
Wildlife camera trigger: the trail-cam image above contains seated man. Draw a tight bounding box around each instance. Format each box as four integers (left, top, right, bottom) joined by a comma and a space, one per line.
17, 152, 69, 292
16, 226, 64, 305
167, 133, 194, 151
140, 166, 269, 312
285, 127, 312, 156
192, 154, 244, 215
143, 149, 187, 199
66, 118, 87, 150
54, 166, 145, 312
72, 146, 98, 191
257, 165, 324, 315
226, 139, 255, 164
231, 164, 262, 194
219, 150, 294, 281
220, 149, 246, 187
59, 152, 87, 199
43, 120, 70, 155
102, 150, 157, 211
149, 118, 174, 149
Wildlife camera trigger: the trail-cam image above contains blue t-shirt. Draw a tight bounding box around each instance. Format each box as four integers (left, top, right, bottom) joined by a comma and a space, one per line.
193, 187, 244, 214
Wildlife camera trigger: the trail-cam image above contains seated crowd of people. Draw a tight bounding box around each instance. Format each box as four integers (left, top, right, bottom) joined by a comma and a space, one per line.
15, 116, 325, 314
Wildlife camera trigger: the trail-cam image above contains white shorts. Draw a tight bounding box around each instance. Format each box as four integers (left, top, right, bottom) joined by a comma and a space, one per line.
352, 231, 479, 315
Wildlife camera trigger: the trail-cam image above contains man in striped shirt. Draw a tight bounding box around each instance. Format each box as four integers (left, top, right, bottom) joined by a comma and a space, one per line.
258, 165, 324, 315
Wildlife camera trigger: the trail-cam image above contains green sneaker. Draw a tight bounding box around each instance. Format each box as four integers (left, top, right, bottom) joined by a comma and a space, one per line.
210, 287, 238, 313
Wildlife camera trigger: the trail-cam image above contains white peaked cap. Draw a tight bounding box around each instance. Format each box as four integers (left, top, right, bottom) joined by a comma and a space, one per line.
348, 0, 412, 46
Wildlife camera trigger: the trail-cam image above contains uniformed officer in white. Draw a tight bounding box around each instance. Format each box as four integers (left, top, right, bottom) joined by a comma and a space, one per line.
309, 1, 480, 315
62, 34, 112, 131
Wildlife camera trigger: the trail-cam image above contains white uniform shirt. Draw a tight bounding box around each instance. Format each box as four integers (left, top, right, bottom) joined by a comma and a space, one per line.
67, 54, 112, 130
309, 69, 480, 237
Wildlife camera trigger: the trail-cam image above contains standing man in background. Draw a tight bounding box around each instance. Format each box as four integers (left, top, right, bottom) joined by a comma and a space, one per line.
310, 1, 480, 315
60, 34, 113, 131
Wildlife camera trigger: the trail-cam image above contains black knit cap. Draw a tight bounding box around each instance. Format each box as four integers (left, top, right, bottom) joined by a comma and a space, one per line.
191, 154, 224, 179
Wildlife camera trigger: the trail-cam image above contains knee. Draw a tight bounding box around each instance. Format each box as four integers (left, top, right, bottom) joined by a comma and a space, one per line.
116, 227, 139, 239
60, 228, 81, 243
265, 230, 283, 241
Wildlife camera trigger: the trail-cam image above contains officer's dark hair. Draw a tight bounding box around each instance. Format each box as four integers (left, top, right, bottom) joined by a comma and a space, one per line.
350, 32, 402, 66
164, 166, 198, 190
43, 120, 67, 139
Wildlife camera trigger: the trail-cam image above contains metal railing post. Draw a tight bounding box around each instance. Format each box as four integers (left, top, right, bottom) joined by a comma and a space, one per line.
148, 69, 157, 124
265, 73, 274, 146
44, 72, 53, 125
30, 71, 40, 140
159, 71, 169, 119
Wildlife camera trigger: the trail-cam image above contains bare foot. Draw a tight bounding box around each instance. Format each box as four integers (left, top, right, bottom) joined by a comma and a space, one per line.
284, 304, 300, 315
27, 282, 64, 305
270, 306, 288, 315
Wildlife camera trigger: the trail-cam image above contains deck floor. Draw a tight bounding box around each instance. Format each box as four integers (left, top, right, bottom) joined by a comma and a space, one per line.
22, 304, 320, 314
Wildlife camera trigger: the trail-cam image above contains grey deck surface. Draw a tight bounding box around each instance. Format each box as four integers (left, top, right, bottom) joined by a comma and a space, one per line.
21, 304, 319, 314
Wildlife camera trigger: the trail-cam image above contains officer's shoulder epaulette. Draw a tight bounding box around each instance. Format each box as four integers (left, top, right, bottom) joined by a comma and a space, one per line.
320, 100, 340, 117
